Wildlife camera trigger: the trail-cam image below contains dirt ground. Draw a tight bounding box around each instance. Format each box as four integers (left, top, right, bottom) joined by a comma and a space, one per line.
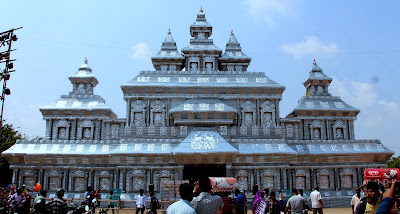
106, 207, 351, 214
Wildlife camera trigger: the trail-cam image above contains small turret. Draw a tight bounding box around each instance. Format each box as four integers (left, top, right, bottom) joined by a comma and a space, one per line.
151, 29, 184, 72
303, 59, 332, 96
219, 30, 251, 72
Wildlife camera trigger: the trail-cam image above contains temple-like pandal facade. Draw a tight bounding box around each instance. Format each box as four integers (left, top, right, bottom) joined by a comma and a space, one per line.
2, 9, 393, 205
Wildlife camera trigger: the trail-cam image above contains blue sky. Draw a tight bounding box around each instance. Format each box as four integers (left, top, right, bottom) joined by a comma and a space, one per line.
2, 1, 400, 155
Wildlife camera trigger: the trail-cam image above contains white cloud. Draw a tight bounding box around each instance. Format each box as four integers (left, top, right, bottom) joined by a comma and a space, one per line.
129, 42, 152, 61
245, 0, 294, 25
330, 77, 400, 156
281, 36, 338, 59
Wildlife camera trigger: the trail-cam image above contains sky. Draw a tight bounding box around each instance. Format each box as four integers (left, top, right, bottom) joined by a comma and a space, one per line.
2, 1, 400, 156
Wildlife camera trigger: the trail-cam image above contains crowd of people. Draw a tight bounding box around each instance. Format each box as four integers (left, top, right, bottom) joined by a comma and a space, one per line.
1, 178, 399, 214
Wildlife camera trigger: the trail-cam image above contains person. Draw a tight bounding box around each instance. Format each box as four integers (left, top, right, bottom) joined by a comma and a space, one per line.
93, 189, 100, 207
351, 187, 364, 214
279, 190, 286, 213
235, 189, 245, 214
21, 184, 31, 213
33, 190, 47, 214
266, 191, 281, 214
167, 183, 196, 214
8, 187, 26, 214
108, 190, 115, 214
252, 190, 266, 214
135, 189, 147, 214
309, 186, 323, 214
221, 192, 234, 214
84, 186, 94, 210
48, 188, 68, 214
150, 191, 159, 214
299, 189, 309, 214
284, 189, 307, 214
375, 180, 397, 214
190, 177, 224, 214
355, 182, 380, 214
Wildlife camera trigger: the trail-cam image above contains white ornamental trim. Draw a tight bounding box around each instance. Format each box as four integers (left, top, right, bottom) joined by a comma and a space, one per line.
334, 102, 345, 108
216, 78, 228, 83
63, 145, 71, 152
305, 102, 315, 108
134, 144, 142, 151
215, 103, 224, 111
179, 77, 190, 83
137, 77, 150, 82
256, 78, 268, 83
88, 101, 98, 107
102, 145, 109, 152
55, 101, 67, 108
197, 77, 209, 83
120, 144, 128, 151
89, 145, 97, 153
236, 78, 248, 83
72, 101, 83, 108
320, 102, 330, 108
199, 103, 209, 111
184, 104, 194, 110
158, 77, 170, 82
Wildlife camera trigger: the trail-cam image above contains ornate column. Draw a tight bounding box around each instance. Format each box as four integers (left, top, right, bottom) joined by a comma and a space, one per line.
256, 99, 260, 126
45, 120, 52, 139
275, 100, 280, 126
277, 169, 282, 191
178, 165, 184, 180
126, 98, 131, 126
226, 164, 232, 177
12, 168, 19, 185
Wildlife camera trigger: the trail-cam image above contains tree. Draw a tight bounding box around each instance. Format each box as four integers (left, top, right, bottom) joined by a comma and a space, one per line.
387, 156, 400, 169
0, 122, 24, 186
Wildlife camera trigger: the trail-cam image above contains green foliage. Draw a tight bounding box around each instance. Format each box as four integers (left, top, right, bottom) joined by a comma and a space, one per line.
387, 156, 400, 169
0, 122, 24, 186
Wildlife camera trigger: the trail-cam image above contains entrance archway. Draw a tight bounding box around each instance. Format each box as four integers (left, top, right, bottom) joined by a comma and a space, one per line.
183, 164, 226, 183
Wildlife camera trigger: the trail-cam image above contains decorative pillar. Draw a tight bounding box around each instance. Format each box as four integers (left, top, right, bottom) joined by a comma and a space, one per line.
12, 168, 19, 185
226, 164, 232, 177
275, 100, 280, 126
178, 166, 184, 180
277, 169, 281, 191
325, 120, 329, 140
123, 169, 127, 192
256, 99, 260, 126
127, 98, 131, 126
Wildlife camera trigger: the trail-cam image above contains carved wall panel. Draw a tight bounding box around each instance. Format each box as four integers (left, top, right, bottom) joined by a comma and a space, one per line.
131, 100, 146, 127
23, 176, 36, 190
53, 120, 70, 140
260, 101, 275, 127
310, 120, 323, 139
237, 170, 248, 190
74, 177, 85, 192
129, 170, 146, 192
333, 120, 347, 140
296, 176, 306, 190
111, 124, 119, 139
49, 177, 60, 190
150, 100, 166, 126
241, 101, 256, 126
78, 120, 94, 140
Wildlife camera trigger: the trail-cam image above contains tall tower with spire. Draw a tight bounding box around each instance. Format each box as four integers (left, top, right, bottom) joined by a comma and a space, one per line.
181, 7, 223, 74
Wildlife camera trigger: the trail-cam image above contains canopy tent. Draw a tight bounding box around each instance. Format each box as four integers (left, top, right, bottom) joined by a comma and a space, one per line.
209, 177, 239, 192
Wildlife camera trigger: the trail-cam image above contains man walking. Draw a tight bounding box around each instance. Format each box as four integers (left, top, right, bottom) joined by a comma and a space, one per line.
235, 189, 245, 214
309, 186, 323, 214
351, 187, 364, 214
266, 191, 281, 214
191, 177, 224, 214
48, 188, 68, 214
284, 189, 307, 214
135, 189, 147, 214
167, 183, 196, 214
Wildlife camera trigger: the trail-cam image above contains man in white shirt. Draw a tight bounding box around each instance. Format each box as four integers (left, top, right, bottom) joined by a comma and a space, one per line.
309, 186, 323, 214
167, 183, 196, 214
351, 187, 364, 214
136, 189, 148, 214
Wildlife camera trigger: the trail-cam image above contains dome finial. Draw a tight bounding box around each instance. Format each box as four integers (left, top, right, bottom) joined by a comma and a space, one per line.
231, 29, 234, 35
313, 59, 316, 65
84, 57, 88, 64
200, 6, 203, 13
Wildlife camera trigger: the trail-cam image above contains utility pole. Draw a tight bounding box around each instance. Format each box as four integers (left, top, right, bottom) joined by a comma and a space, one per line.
0, 27, 22, 127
